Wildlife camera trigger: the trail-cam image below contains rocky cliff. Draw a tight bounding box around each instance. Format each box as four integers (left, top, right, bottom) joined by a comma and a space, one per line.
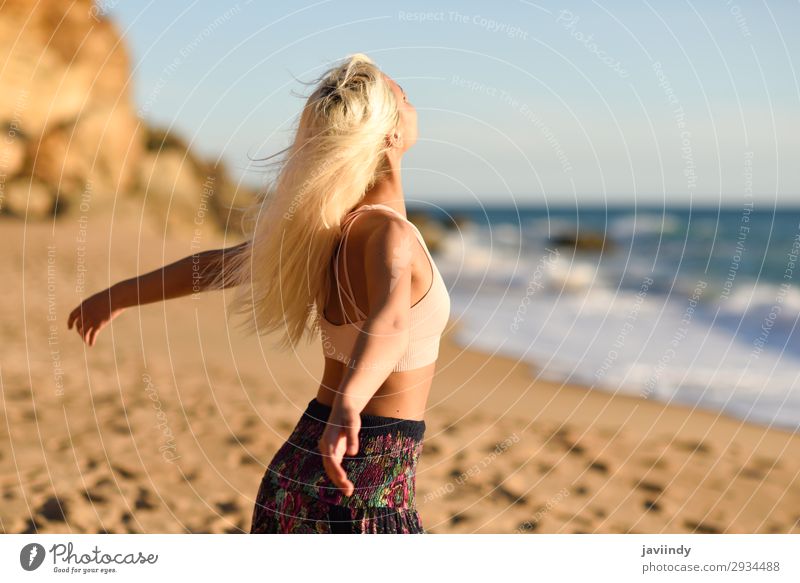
0, 0, 256, 234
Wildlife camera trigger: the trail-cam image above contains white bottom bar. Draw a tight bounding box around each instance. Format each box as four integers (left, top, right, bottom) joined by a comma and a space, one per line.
1, 534, 797, 582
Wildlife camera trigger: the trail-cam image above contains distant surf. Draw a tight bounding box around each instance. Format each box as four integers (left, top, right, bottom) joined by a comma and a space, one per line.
426, 204, 800, 432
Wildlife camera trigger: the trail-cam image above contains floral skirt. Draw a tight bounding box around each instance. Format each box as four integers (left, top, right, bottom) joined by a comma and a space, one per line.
250, 398, 426, 534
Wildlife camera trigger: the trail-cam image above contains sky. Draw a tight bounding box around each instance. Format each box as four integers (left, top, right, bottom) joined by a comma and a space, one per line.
104, 0, 799, 207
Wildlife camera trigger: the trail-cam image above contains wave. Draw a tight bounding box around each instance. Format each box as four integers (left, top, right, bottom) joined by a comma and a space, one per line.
437, 221, 800, 431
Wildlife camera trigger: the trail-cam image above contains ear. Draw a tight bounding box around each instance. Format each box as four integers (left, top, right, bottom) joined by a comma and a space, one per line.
386, 131, 403, 149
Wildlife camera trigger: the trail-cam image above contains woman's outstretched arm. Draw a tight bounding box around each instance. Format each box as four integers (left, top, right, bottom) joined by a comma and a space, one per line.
67, 242, 248, 346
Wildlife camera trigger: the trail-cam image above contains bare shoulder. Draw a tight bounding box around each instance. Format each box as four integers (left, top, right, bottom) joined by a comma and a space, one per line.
345, 210, 416, 274
348, 209, 415, 249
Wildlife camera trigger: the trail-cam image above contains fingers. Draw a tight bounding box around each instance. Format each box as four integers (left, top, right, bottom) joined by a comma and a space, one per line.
345, 424, 359, 457
85, 322, 98, 346
319, 433, 355, 497
68, 304, 88, 341
67, 302, 103, 346
69, 305, 88, 332
74, 314, 85, 339
322, 455, 353, 496
73, 313, 95, 347
88, 324, 100, 347
75, 313, 87, 343
322, 453, 353, 496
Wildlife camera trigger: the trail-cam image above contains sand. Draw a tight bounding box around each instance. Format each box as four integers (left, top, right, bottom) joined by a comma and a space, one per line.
2, 205, 799, 534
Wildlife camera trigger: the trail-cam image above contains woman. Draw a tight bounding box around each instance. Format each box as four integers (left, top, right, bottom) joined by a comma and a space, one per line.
68, 53, 450, 534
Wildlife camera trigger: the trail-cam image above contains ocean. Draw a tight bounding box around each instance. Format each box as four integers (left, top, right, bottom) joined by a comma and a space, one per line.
423, 203, 800, 432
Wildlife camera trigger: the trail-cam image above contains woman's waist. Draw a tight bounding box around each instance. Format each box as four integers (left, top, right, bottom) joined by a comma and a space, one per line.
266, 399, 424, 508
302, 397, 426, 442
316, 374, 433, 422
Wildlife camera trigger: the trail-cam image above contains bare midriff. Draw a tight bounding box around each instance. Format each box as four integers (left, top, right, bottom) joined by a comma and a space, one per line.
316, 359, 435, 421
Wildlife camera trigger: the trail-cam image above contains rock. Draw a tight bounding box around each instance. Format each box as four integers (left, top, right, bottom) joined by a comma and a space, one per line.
408, 211, 447, 254
203, 158, 257, 235
0, 0, 269, 231
0, 0, 142, 218
451, 213, 473, 231
33, 108, 143, 212
549, 230, 613, 253
32, 122, 91, 205
4, 176, 55, 218
0, 0, 132, 135
137, 132, 214, 236
0, 123, 26, 176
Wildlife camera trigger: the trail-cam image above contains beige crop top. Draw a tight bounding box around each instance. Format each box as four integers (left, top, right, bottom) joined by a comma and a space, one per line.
319, 203, 450, 372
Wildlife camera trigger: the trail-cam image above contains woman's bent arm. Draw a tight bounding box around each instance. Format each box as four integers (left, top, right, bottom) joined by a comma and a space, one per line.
67, 242, 247, 345
318, 217, 414, 495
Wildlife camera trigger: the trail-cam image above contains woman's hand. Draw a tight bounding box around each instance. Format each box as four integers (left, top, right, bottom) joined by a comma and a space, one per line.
318, 403, 361, 497
67, 289, 125, 346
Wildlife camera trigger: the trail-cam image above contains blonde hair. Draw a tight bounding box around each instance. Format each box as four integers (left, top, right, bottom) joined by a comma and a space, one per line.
215, 53, 400, 349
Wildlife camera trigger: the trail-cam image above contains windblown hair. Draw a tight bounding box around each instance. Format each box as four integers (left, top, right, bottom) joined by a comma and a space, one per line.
213, 53, 401, 349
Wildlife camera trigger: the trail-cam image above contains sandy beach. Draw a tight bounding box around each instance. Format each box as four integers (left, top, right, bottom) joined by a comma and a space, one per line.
2, 204, 799, 534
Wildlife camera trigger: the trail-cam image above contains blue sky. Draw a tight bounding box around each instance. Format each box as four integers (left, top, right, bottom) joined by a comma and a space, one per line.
106, 0, 799, 207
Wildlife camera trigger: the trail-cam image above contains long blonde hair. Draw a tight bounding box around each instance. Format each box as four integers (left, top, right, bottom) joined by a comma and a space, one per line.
215, 53, 400, 349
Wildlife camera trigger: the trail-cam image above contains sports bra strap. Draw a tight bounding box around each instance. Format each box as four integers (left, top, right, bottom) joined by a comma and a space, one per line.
328, 204, 427, 324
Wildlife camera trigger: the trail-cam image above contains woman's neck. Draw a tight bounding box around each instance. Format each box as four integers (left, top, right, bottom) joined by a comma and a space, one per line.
361, 155, 405, 214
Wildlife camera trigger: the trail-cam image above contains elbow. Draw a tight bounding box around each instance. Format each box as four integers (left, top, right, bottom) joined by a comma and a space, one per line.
391, 310, 411, 336
374, 310, 410, 340
366, 301, 411, 334
393, 322, 411, 350
368, 314, 409, 346
387, 317, 411, 363
361, 312, 410, 366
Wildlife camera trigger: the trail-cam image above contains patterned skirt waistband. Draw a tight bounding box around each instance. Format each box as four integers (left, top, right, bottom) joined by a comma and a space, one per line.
265, 399, 426, 509
301, 398, 426, 443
